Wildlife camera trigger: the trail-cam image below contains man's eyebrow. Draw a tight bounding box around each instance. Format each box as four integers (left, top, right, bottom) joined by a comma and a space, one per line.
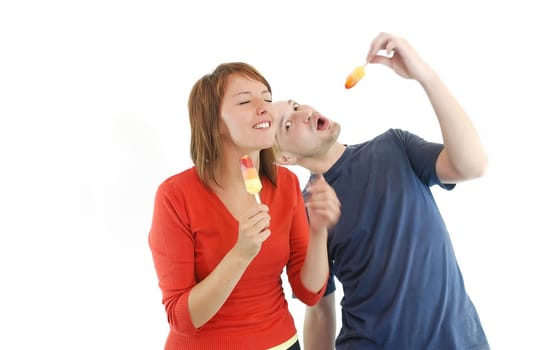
278, 100, 295, 131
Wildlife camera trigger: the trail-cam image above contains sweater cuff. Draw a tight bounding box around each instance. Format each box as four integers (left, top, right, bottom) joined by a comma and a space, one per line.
171, 290, 198, 335
294, 274, 329, 306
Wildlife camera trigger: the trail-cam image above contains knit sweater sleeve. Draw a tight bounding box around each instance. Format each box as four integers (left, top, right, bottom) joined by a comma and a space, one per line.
148, 176, 198, 335
283, 169, 328, 306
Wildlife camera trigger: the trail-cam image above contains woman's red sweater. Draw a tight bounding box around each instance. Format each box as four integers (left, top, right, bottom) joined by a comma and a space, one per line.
149, 166, 326, 349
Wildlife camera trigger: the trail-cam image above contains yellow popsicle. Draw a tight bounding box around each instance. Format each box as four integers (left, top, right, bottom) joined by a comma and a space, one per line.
240, 155, 262, 203
345, 65, 366, 89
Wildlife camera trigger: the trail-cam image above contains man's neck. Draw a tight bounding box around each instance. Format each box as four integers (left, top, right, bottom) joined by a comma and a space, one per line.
300, 142, 346, 174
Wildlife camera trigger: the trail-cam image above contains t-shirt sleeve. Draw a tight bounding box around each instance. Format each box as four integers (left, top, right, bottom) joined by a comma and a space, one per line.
148, 179, 198, 335
324, 260, 336, 296
392, 128, 455, 190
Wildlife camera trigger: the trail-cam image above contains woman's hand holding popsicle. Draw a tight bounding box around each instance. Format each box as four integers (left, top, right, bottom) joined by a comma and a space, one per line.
233, 155, 270, 260
235, 203, 271, 260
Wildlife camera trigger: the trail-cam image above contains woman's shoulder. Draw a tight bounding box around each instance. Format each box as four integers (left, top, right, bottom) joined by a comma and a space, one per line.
156, 166, 200, 195
276, 164, 300, 185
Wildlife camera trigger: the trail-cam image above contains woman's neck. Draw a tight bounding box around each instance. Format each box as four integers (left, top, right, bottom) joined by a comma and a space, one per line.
211, 149, 260, 193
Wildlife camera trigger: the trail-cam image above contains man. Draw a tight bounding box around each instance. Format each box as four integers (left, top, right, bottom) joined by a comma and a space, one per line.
274, 32, 490, 349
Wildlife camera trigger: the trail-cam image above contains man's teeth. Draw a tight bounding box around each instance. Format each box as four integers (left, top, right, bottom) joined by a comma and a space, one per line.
254, 121, 270, 129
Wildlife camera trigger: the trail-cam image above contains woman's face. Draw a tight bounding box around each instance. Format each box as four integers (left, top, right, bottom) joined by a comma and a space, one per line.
219, 74, 276, 153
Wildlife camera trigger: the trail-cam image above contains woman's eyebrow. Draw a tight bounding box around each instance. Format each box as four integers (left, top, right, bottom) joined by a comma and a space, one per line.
234, 90, 271, 97
234, 91, 252, 97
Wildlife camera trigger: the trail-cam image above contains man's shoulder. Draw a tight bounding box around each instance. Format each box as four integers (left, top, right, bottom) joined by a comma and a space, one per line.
346, 129, 403, 151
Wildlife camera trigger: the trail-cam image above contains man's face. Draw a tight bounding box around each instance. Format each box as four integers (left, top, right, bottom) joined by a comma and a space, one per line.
274, 100, 340, 163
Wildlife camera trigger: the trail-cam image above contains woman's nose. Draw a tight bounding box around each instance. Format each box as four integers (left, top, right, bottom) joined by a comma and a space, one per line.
256, 105, 267, 116
255, 99, 271, 116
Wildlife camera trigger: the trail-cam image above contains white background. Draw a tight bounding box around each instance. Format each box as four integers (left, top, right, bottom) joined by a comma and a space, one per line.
1, 1, 537, 349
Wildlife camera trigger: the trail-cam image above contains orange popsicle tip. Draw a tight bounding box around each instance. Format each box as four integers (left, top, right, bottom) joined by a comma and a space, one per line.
240, 155, 262, 195
345, 65, 366, 89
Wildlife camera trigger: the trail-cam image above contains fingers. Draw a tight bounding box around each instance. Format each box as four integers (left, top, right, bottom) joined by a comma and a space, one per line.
369, 32, 399, 56
366, 32, 400, 67
365, 32, 431, 81
367, 32, 391, 62
236, 204, 271, 259
240, 204, 271, 235
306, 175, 341, 230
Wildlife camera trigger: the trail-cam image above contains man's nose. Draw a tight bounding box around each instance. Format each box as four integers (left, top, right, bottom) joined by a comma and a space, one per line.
299, 108, 312, 123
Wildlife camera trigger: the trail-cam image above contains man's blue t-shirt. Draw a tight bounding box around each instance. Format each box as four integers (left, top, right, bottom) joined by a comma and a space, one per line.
312, 129, 489, 350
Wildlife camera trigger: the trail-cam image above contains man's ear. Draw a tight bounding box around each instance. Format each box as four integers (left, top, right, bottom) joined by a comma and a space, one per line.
276, 153, 298, 166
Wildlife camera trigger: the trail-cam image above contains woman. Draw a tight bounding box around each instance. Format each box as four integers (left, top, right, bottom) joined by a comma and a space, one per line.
149, 62, 340, 349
